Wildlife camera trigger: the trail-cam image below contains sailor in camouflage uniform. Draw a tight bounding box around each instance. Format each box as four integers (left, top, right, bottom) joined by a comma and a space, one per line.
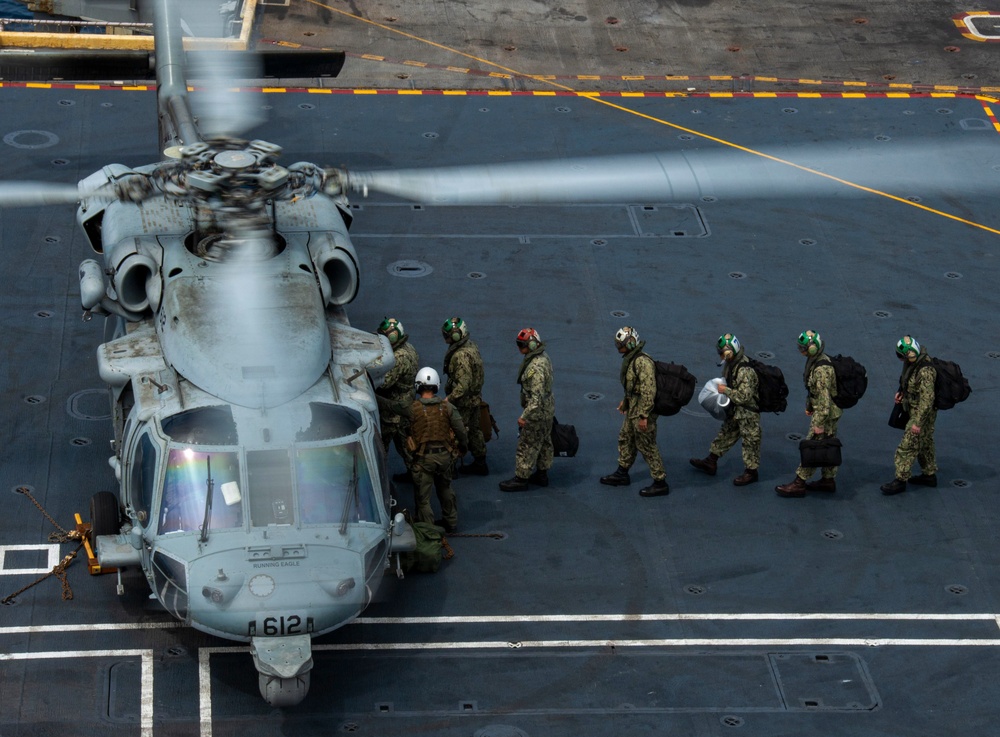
775, 330, 842, 497
374, 318, 419, 483
407, 367, 468, 532
881, 336, 938, 496
442, 317, 489, 476
500, 328, 555, 492
690, 334, 761, 486
599, 327, 669, 497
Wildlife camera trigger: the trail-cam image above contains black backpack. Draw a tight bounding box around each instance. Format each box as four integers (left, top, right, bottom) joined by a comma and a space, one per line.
550, 418, 579, 457
745, 358, 788, 414
818, 354, 868, 409
651, 360, 697, 416
930, 358, 971, 410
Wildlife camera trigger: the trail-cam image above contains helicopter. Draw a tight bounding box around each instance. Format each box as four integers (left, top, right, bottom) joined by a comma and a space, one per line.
1, 0, 994, 713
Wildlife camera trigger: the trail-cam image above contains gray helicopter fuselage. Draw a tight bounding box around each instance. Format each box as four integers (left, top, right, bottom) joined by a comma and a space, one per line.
81, 172, 398, 648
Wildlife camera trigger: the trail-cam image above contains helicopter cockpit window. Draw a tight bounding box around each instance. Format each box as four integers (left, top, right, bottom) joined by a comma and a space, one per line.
129, 431, 158, 527
296, 442, 378, 525
159, 448, 243, 534
296, 403, 363, 441
161, 406, 238, 445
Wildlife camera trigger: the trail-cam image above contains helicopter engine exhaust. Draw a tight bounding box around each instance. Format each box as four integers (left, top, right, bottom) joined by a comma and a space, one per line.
114, 252, 162, 314
308, 233, 359, 306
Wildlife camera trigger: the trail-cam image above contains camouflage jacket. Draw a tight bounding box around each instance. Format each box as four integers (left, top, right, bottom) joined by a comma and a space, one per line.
517, 346, 555, 425
619, 343, 656, 420
443, 337, 485, 407
899, 350, 937, 427
804, 353, 842, 429
376, 339, 419, 422
722, 352, 759, 411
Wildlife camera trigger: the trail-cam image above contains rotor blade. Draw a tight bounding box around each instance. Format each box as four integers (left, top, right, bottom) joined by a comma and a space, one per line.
0, 182, 93, 208
343, 141, 992, 204
186, 49, 265, 138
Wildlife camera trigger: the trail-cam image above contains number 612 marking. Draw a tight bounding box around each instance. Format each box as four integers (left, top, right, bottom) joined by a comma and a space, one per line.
262, 615, 302, 636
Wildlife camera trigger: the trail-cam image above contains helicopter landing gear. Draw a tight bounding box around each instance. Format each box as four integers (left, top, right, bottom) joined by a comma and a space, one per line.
258, 671, 310, 707
250, 634, 313, 707
89, 491, 122, 537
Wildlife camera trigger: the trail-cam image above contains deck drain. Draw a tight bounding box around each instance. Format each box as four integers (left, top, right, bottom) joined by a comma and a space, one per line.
684, 584, 707, 595
873, 310, 892, 319
555, 106, 572, 113
782, 107, 798, 114
35, 310, 53, 318
58, 99, 75, 106
951, 479, 970, 488
165, 646, 186, 657
44, 235, 60, 244
422, 132, 439, 138
799, 239, 816, 246
591, 239, 607, 246
728, 271, 745, 279
340, 722, 359, 733
12, 485, 35, 496
907, 196, 922, 202
585, 392, 604, 401
479, 107, 490, 112
468, 271, 485, 279
721, 715, 745, 727
987, 352, 1000, 360
298, 103, 315, 110
756, 351, 775, 360
71, 437, 92, 447
944, 272, 962, 279
51, 159, 69, 166
678, 134, 695, 140
786, 432, 803, 441
936, 108, 953, 115
610, 310, 629, 318
874, 135, 891, 141
691, 109, 703, 114
24, 395, 46, 405
946, 584, 968, 596
822, 529, 844, 540
701, 195, 717, 202
387, 260, 432, 278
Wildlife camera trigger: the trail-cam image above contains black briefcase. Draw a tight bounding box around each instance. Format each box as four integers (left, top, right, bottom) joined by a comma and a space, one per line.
799, 437, 843, 467
887, 404, 910, 430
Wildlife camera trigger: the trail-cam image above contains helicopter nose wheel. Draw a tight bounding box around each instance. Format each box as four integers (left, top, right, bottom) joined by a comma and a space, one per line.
258, 671, 310, 707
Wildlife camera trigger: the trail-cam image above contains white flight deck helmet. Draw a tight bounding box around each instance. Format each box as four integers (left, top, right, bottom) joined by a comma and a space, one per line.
414, 367, 441, 392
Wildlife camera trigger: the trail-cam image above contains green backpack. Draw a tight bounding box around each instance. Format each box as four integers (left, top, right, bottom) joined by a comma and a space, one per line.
400, 522, 446, 573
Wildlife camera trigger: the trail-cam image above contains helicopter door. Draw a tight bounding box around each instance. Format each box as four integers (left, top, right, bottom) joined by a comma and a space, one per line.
246, 449, 295, 526
126, 430, 159, 529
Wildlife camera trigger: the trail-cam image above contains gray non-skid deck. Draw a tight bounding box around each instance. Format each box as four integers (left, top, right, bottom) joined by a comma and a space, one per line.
1, 83, 999, 736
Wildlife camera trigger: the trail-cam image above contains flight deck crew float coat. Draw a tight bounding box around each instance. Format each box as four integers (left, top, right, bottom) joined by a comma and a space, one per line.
894, 348, 938, 481
408, 396, 468, 529
795, 353, 843, 482
617, 342, 666, 481
709, 350, 762, 470
443, 336, 486, 460
515, 344, 555, 479
376, 337, 419, 466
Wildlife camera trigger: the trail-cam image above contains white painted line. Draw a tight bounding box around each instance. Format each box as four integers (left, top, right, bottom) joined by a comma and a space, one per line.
0, 648, 154, 736
199, 648, 214, 737
0, 622, 178, 635
963, 14, 1000, 40
355, 612, 1000, 624
0, 544, 60, 575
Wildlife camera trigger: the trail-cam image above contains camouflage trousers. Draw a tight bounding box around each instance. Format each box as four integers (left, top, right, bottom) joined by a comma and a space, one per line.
709, 409, 761, 470
795, 417, 840, 481
412, 450, 458, 528
515, 416, 554, 478
894, 410, 937, 481
618, 416, 666, 481
455, 401, 487, 459
381, 418, 413, 469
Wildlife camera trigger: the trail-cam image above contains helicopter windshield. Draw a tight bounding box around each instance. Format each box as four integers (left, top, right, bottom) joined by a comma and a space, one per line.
159, 448, 243, 534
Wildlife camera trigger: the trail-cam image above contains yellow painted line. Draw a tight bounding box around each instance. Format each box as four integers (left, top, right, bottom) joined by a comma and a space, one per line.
620, 92, 646, 97
756, 76, 777, 82
532, 91, 557, 96
397, 89, 423, 94
352, 89, 379, 94
307, 88, 332, 94
442, 90, 468, 95
666, 75, 690, 80
798, 92, 823, 98
841, 93, 867, 98
935, 86, 960, 92
120, 86, 149, 91
75, 84, 102, 90
487, 72, 511, 79
403, 61, 428, 67
25, 83, 51, 89
261, 87, 287, 93
887, 92, 913, 98
622, 76, 647, 81
487, 90, 512, 96
844, 81, 868, 87
577, 75, 601, 80
754, 92, 777, 98
798, 78, 823, 84
360, 54, 386, 61
709, 76, 730, 81
446, 67, 470, 73
708, 92, 733, 97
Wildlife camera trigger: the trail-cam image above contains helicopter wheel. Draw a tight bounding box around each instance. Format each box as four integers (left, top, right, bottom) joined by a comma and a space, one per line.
258, 671, 310, 707
90, 491, 122, 538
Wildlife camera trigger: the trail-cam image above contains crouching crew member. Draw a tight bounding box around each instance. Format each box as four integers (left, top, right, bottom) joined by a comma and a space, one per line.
500, 328, 555, 492
408, 367, 468, 533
